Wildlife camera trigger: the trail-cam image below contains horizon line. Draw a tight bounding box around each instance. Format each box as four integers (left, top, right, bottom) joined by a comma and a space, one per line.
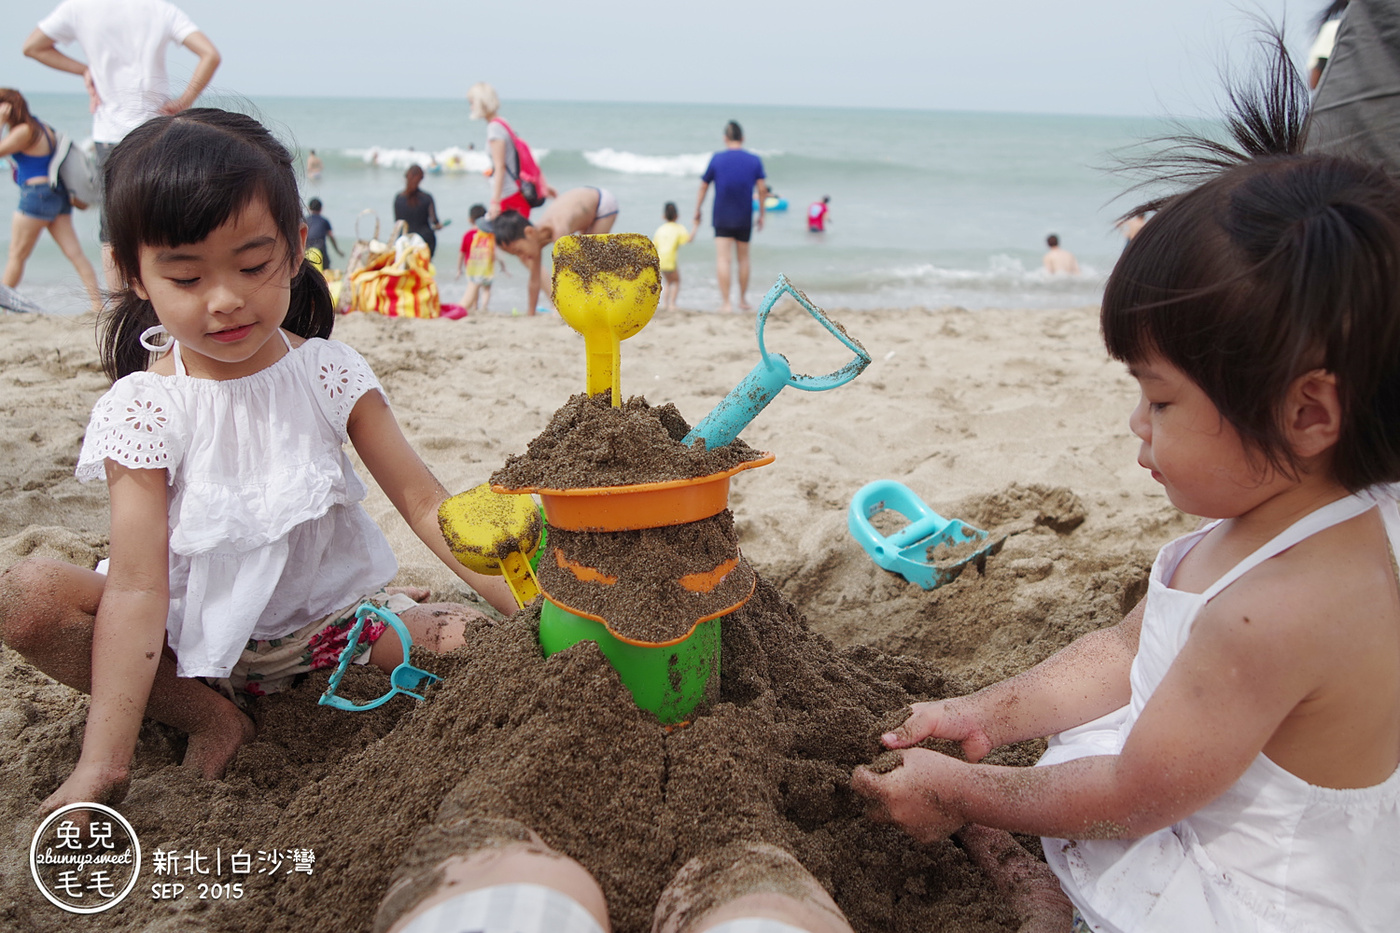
20, 89, 1217, 124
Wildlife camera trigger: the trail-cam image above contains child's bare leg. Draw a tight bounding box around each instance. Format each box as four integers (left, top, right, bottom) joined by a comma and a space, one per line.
955, 824, 1073, 933
375, 816, 610, 933
653, 842, 853, 933
664, 270, 680, 310
370, 601, 493, 667
0, 558, 255, 793
461, 281, 479, 310
480, 283, 491, 311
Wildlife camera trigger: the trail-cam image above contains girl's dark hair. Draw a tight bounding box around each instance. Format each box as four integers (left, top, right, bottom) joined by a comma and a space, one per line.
1103, 36, 1400, 491
99, 108, 333, 381
664, 201, 679, 221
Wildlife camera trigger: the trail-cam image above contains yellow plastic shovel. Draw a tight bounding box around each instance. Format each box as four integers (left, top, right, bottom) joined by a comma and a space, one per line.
551, 233, 660, 407
438, 482, 543, 609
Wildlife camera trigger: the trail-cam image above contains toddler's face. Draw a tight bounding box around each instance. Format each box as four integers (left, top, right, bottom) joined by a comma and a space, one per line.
1127, 356, 1275, 518
132, 197, 305, 380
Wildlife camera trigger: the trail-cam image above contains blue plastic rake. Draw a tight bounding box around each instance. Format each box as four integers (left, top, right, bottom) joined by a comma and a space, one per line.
683, 275, 870, 450
317, 603, 440, 711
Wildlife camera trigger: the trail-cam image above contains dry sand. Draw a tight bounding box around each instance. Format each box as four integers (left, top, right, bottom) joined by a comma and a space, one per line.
0, 299, 1190, 932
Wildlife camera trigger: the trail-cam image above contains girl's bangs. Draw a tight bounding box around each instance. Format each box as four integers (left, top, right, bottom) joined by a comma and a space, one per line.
128, 152, 274, 250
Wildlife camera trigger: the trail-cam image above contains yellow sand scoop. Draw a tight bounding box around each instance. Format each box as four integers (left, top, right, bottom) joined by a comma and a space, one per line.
438, 482, 543, 608
552, 233, 660, 407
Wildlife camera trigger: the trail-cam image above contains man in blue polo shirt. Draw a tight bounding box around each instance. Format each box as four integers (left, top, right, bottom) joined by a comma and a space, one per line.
694, 120, 768, 313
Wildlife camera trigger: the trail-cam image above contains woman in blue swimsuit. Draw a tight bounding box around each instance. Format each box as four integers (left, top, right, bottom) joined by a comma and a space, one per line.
0, 89, 101, 312
0, 85, 101, 308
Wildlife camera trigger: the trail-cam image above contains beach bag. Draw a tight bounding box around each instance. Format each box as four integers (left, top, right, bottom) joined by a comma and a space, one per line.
337, 210, 392, 313
348, 221, 440, 319
46, 126, 98, 209
492, 118, 548, 208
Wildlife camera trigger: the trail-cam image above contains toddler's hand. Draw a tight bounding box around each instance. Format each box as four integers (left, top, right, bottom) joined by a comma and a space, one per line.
882, 699, 994, 762
852, 748, 967, 843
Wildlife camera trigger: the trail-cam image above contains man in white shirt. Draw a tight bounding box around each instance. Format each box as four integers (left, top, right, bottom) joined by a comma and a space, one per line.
23, 0, 220, 275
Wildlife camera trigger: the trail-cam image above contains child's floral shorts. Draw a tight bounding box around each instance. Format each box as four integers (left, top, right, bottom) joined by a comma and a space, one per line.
205, 590, 417, 703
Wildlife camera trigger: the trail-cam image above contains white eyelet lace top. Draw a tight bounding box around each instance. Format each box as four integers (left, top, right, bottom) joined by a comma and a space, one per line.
76, 333, 398, 678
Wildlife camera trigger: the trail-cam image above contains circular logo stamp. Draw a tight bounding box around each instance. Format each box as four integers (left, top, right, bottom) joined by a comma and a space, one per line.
29, 802, 142, 914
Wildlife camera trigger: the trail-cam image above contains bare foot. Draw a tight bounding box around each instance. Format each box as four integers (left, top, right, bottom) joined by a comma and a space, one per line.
737, 300, 752, 311
182, 706, 256, 780
717, 305, 734, 314
956, 824, 1073, 933
653, 842, 852, 933
41, 760, 132, 816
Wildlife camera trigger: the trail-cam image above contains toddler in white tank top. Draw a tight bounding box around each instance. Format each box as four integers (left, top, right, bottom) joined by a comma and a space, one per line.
852, 45, 1400, 933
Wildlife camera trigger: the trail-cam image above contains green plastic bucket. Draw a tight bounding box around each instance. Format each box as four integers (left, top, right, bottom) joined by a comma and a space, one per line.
538, 598, 720, 724
531, 508, 548, 571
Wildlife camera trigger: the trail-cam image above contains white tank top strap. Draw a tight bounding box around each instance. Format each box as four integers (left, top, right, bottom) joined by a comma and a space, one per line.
1362, 485, 1400, 559
278, 328, 293, 350
1202, 491, 1387, 601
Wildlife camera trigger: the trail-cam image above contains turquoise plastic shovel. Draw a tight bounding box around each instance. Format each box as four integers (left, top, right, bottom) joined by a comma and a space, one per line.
683, 275, 870, 450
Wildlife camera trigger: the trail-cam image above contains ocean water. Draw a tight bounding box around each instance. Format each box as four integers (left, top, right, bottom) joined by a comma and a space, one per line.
8, 94, 1173, 315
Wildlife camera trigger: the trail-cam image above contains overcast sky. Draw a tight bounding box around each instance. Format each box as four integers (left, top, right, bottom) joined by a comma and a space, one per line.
4, 0, 1324, 116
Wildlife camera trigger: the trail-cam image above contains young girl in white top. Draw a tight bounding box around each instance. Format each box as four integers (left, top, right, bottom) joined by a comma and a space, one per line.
0, 109, 516, 815
854, 49, 1400, 933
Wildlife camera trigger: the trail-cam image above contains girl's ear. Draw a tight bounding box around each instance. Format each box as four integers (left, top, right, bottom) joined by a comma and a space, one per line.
1284, 369, 1342, 459
131, 278, 150, 302
295, 221, 307, 267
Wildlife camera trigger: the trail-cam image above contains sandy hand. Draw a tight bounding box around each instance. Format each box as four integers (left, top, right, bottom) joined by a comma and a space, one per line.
882, 698, 993, 762
851, 748, 968, 844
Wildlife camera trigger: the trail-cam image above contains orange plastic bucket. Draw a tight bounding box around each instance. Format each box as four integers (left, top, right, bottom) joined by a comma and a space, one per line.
493, 453, 774, 532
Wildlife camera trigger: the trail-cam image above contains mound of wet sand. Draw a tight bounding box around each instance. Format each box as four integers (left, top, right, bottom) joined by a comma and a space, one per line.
1, 483, 1151, 933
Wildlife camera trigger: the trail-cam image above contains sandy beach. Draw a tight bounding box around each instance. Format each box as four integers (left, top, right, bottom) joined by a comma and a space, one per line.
0, 299, 1191, 932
